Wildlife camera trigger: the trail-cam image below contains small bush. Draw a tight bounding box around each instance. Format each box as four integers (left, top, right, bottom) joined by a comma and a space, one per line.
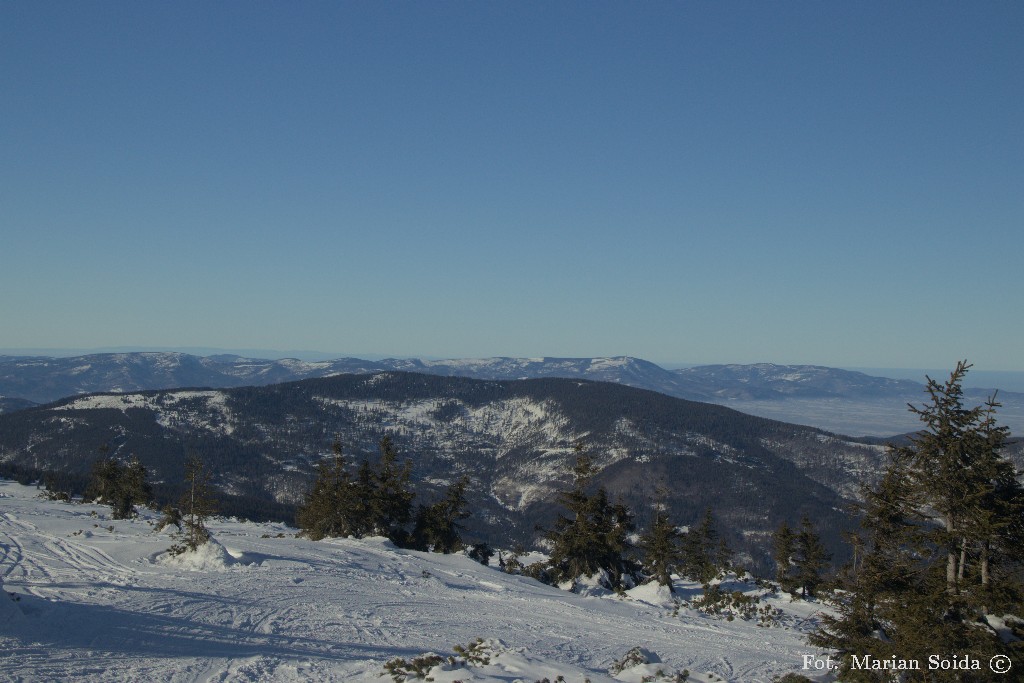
452, 638, 491, 666
154, 505, 182, 532
609, 646, 652, 674
383, 654, 444, 683
609, 647, 688, 681
686, 585, 781, 625
467, 542, 494, 565
383, 639, 509, 682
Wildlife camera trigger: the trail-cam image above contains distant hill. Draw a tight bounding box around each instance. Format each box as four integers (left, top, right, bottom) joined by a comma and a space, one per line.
0, 353, 692, 404
0, 396, 37, 414
0, 372, 890, 571
2, 352, 1021, 436
670, 363, 924, 400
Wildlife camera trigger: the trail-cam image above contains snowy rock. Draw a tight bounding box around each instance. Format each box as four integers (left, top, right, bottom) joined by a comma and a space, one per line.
624, 581, 676, 607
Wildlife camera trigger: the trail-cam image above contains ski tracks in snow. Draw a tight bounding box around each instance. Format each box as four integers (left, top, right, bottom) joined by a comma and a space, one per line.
1, 484, 821, 681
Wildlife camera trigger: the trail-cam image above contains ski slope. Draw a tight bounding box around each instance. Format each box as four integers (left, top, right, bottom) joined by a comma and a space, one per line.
0, 481, 829, 682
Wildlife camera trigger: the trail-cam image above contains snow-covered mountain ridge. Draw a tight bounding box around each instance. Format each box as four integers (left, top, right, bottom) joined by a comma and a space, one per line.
0, 353, 689, 404
3, 352, 1022, 436
0, 480, 831, 682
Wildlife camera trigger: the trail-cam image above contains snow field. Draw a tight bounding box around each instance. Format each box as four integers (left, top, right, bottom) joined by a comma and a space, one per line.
1, 481, 831, 682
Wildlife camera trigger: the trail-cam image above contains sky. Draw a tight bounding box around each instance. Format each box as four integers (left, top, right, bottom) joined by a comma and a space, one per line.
2, 2, 1022, 371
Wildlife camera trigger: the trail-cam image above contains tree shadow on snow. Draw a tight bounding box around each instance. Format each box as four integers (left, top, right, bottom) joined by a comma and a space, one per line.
3, 587, 421, 664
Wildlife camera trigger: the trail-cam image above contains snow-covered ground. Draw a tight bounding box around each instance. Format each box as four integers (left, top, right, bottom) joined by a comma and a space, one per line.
1, 480, 831, 682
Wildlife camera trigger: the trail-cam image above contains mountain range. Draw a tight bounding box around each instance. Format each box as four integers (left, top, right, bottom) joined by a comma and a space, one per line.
3, 352, 1022, 436
3, 353, 1023, 571
0, 371, 897, 572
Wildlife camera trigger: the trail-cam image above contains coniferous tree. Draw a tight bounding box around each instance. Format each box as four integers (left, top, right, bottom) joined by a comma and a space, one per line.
965, 397, 1024, 598
812, 459, 913, 670
370, 436, 415, 544
154, 504, 183, 533
640, 497, 681, 591
296, 437, 421, 546
793, 516, 830, 598
547, 444, 601, 582
85, 454, 122, 506
812, 362, 1022, 679
902, 361, 986, 593
546, 442, 638, 589
468, 542, 494, 565
773, 521, 797, 593
176, 454, 217, 551
349, 458, 377, 538
680, 508, 727, 583
715, 535, 734, 572
296, 439, 355, 540
594, 491, 636, 588
411, 475, 471, 553
85, 451, 151, 520
116, 456, 152, 520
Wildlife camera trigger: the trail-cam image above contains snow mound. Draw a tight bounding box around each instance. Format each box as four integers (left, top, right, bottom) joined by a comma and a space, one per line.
160, 536, 235, 571
624, 580, 676, 607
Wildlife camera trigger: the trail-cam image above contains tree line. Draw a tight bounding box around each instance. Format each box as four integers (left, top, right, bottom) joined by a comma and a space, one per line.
296, 436, 472, 554
538, 442, 827, 593
295, 437, 812, 596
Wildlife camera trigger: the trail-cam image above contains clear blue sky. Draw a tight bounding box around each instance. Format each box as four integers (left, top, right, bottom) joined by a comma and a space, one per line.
2, 2, 1022, 370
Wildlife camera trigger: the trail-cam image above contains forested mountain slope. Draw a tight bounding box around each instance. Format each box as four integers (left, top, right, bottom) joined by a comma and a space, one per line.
0, 372, 886, 569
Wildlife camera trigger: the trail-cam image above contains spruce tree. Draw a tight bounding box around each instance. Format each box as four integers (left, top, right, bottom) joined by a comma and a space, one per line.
85, 454, 122, 506
965, 397, 1024, 599
595, 492, 636, 588
546, 443, 637, 589
772, 521, 797, 593
411, 475, 471, 553
370, 436, 415, 543
547, 444, 602, 582
297, 438, 423, 546
296, 439, 355, 540
640, 498, 681, 591
680, 508, 726, 583
115, 456, 152, 520
812, 362, 1022, 679
176, 454, 217, 551
349, 458, 377, 538
85, 452, 151, 520
793, 516, 830, 598
901, 360, 985, 593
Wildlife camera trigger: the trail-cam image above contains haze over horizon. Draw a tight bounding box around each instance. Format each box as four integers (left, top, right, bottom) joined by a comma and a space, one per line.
3, 3, 1022, 371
